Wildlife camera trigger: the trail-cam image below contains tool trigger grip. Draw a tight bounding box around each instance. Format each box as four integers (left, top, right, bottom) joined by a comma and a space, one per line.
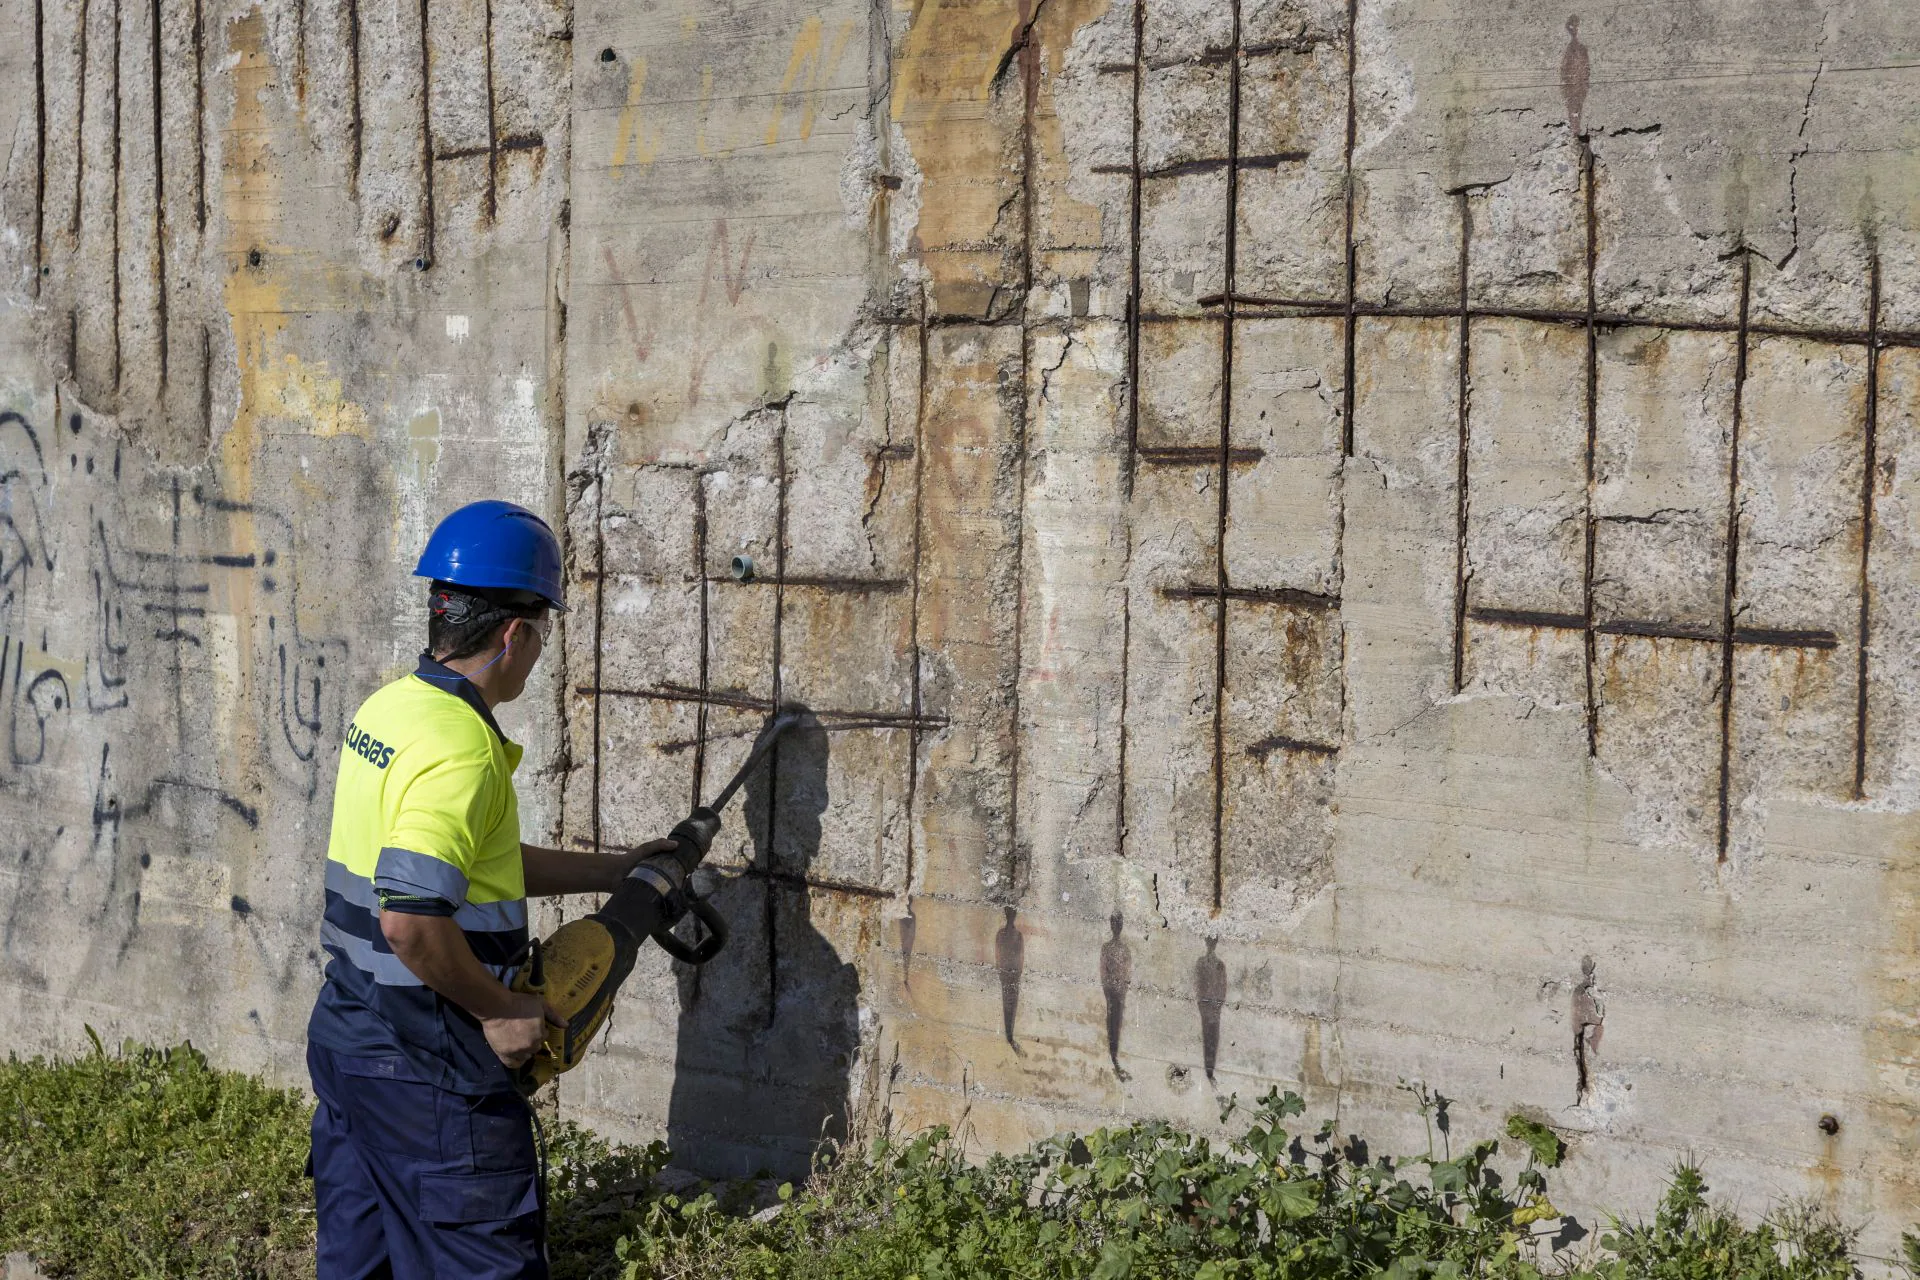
651, 892, 728, 965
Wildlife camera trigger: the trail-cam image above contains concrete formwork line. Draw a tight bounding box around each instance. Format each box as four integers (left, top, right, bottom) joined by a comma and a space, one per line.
1715, 254, 1754, 865
1854, 256, 1882, 800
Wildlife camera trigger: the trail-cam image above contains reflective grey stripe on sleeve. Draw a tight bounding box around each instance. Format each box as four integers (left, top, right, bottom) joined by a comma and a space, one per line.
322, 921, 518, 988
320, 921, 426, 987
373, 846, 469, 906
452, 897, 528, 932
325, 859, 377, 910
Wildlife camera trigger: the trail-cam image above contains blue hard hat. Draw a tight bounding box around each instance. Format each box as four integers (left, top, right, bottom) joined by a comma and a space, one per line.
415, 500, 567, 611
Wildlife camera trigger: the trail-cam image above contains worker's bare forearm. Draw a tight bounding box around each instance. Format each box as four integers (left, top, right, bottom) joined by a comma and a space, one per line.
521, 840, 674, 897
380, 912, 522, 1020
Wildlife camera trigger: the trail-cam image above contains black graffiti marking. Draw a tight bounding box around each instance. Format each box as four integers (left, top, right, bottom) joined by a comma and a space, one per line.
85, 567, 129, 712
0, 413, 55, 619
91, 742, 118, 844
111, 775, 260, 830
0, 633, 72, 768
270, 616, 346, 796
11, 668, 69, 767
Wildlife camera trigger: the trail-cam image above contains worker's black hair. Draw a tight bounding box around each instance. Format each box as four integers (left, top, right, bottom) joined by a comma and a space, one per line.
427, 581, 545, 661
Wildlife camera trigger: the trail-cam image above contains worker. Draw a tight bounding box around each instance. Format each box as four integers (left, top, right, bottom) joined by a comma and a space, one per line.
304, 499, 671, 1279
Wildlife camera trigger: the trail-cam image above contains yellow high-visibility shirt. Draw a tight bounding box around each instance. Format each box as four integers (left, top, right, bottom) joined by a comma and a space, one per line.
306, 654, 529, 1094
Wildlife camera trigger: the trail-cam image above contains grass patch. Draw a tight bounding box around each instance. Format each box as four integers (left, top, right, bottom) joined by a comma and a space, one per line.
0, 1035, 313, 1279
0, 1042, 1903, 1279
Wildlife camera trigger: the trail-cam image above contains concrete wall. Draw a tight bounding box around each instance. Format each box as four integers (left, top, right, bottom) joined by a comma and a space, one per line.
4, 0, 1920, 1248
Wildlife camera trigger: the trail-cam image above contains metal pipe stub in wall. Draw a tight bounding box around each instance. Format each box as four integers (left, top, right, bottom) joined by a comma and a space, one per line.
731, 555, 755, 582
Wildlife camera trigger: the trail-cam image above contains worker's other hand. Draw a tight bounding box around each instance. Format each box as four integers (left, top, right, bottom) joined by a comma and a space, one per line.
482, 991, 560, 1068
609, 838, 680, 890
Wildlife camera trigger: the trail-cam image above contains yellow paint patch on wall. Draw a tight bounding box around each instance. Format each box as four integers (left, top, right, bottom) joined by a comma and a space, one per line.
764, 16, 858, 147
260, 353, 374, 440
408, 409, 442, 479
221, 8, 288, 502
613, 59, 663, 170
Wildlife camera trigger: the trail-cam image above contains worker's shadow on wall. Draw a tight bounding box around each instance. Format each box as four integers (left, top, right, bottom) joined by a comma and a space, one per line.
666, 707, 860, 1179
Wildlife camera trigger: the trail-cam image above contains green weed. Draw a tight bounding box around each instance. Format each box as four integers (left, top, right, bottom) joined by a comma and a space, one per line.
0, 1033, 313, 1279
0, 1042, 1885, 1280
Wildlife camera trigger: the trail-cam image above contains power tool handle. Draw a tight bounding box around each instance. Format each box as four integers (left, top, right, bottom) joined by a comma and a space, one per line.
666, 807, 723, 874
651, 893, 728, 965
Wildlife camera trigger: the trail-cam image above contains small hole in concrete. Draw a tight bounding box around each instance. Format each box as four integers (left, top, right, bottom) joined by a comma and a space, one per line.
246, 248, 263, 268
1818, 1114, 1840, 1135
599, 46, 616, 62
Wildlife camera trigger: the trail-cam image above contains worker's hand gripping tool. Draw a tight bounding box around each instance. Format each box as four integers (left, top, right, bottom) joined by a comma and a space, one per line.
510, 712, 798, 1094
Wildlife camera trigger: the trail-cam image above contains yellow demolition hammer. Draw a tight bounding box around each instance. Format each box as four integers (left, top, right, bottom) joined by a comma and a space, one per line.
510, 712, 799, 1094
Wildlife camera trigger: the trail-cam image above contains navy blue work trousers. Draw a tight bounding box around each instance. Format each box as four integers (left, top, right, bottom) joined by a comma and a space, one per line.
308, 1042, 547, 1280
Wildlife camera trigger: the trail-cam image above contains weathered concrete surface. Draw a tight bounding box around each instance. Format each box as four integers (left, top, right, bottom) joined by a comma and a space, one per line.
5, 0, 1920, 1250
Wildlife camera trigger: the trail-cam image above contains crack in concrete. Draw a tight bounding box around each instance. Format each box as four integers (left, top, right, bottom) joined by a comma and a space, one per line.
990, 0, 1053, 89
1780, 27, 1830, 270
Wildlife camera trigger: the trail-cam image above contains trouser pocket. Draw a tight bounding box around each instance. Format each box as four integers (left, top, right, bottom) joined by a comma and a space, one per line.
419, 1170, 541, 1225
335, 1056, 445, 1162
464, 1091, 538, 1173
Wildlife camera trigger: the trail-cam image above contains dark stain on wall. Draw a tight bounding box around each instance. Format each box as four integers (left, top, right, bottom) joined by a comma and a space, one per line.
995, 905, 1024, 1053
1196, 936, 1226, 1083
1100, 912, 1131, 1079
898, 899, 916, 989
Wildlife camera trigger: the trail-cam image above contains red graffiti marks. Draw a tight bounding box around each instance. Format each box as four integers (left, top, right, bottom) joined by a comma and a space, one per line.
687, 219, 757, 407
603, 244, 655, 366
699, 217, 756, 309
